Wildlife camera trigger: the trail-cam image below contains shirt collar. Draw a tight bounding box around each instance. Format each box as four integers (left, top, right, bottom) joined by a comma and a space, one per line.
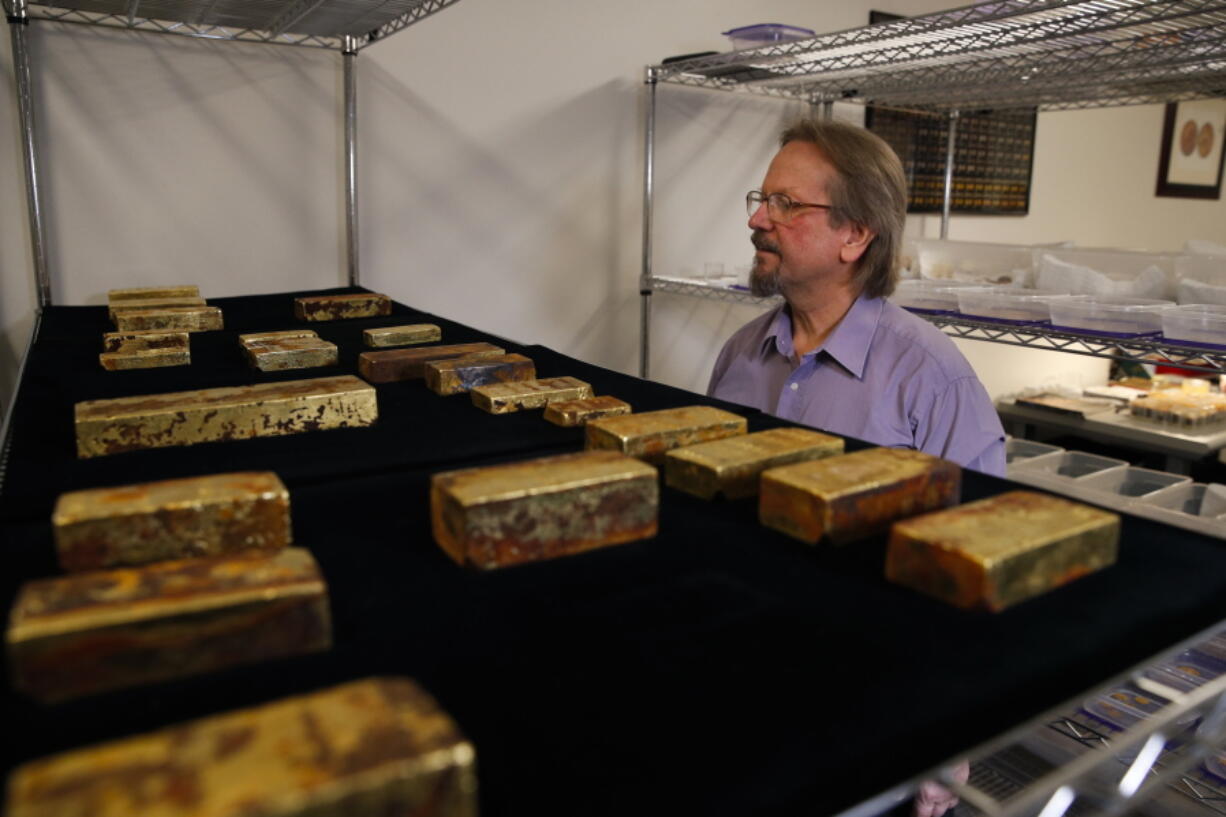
761, 294, 883, 380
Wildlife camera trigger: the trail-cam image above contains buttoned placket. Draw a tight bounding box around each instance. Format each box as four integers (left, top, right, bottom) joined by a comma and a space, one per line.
776, 352, 819, 420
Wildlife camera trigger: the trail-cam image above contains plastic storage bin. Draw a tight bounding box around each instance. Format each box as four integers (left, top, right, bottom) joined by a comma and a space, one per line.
1035, 247, 1176, 299
956, 288, 1063, 323
1009, 450, 1127, 480
722, 23, 815, 49
1129, 482, 1226, 538
916, 239, 1034, 286
1005, 438, 1064, 465
1161, 304, 1226, 346
893, 280, 986, 313
1048, 296, 1172, 336
1076, 465, 1189, 500
1176, 254, 1226, 305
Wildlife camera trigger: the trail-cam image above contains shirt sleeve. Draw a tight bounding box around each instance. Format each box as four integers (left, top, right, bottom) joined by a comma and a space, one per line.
913, 375, 1007, 477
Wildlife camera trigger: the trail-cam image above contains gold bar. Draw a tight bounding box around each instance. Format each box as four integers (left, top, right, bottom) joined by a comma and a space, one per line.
759, 447, 961, 544
238, 329, 318, 345
5, 677, 476, 817
101, 330, 189, 354
665, 427, 844, 500
543, 395, 631, 426
358, 343, 505, 383
6, 548, 331, 702
885, 491, 1120, 612
99, 348, 190, 371
425, 353, 536, 396
244, 337, 338, 372
113, 305, 224, 332
108, 297, 205, 320
585, 406, 747, 465
472, 377, 595, 415
74, 375, 377, 458
364, 323, 442, 347
107, 285, 200, 301
431, 450, 658, 569
294, 293, 391, 321
53, 471, 292, 571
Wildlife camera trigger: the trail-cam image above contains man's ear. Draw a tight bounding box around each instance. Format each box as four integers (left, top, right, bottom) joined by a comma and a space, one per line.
839, 222, 875, 265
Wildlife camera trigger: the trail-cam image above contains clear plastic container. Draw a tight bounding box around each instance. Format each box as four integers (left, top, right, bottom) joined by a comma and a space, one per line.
1161, 304, 1226, 346
1009, 450, 1127, 480
916, 239, 1034, 286
1076, 465, 1190, 500
1176, 254, 1226, 305
1082, 685, 1171, 731
892, 280, 987, 313
1141, 482, 1226, 517
1048, 295, 1171, 336
1035, 247, 1176, 299
1005, 438, 1064, 465
722, 23, 815, 49
1142, 650, 1225, 693
956, 288, 1064, 324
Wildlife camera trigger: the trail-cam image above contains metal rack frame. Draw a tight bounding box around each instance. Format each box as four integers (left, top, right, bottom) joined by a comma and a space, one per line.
639, 0, 1226, 378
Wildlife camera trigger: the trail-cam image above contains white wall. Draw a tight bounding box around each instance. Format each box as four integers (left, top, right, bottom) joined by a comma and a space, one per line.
3, 0, 1225, 412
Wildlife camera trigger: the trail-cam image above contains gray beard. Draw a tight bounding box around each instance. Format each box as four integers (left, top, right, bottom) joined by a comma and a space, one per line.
749, 262, 782, 297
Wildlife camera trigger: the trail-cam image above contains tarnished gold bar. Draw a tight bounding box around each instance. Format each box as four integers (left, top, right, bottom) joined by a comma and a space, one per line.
99, 348, 190, 371
6, 548, 331, 702
53, 471, 291, 571
425, 353, 536, 396
102, 330, 188, 354
113, 305, 224, 332
108, 297, 206, 320
886, 491, 1120, 612
74, 375, 377, 458
759, 448, 961, 545
5, 677, 476, 817
107, 285, 200, 301
431, 450, 658, 569
294, 293, 391, 321
585, 406, 747, 465
358, 343, 505, 383
244, 337, 338, 372
543, 395, 631, 426
472, 377, 595, 415
238, 329, 318, 345
364, 323, 442, 347
665, 427, 845, 500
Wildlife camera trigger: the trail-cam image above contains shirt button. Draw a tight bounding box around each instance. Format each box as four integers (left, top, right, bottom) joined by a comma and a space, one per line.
790, 382, 799, 391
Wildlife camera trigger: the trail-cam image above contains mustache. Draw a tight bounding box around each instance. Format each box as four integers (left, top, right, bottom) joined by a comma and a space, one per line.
751, 231, 779, 254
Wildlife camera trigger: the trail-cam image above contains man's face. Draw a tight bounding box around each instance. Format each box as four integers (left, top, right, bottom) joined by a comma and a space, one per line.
748, 141, 864, 297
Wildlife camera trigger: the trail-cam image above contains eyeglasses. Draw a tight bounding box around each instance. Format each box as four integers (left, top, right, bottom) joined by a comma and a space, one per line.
746, 190, 833, 224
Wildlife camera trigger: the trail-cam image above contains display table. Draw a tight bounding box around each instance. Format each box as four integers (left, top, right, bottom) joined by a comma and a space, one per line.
4, 288, 1226, 817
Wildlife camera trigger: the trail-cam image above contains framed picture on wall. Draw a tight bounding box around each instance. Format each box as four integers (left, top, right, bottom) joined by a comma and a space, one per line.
1156, 99, 1226, 199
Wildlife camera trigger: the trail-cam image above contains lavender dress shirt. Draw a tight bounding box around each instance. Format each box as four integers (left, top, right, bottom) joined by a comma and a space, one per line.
707, 295, 1006, 476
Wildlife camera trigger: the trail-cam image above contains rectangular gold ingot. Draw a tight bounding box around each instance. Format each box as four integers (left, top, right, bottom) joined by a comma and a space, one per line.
358, 343, 505, 383
99, 348, 190, 371
294, 293, 391, 321
665, 427, 844, 500
585, 406, 747, 465
6, 548, 331, 702
886, 490, 1120, 612
102, 330, 189, 354
113, 306, 224, 332
431, 450, 658, 569
364, 324, 442, 347
543, 395, 631, 426
108, 297, 206, 320
425, 353, 536, 396
107, 285, 200, 301
53, 471, 291, 572
238, 329, 318, 345
759, 447, 961, 544
472, 377, 596, 415
74, 375, 377, 458
244, 337, 338, 372
5, 677, 476, 817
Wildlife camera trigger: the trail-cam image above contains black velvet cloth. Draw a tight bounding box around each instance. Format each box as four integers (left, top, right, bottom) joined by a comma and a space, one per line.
3, 288, 1225, 817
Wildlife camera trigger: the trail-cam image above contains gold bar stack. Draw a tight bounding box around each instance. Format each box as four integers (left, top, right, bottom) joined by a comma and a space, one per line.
6, 548, 331, 702
431, 450, 658, 569
74, 375, 378, 458
99, 329, 191, 371
759, 447, 961, 544
240, 330, 338, 372
294, 292, 392, 321
108, 285, 200, 301
425, 353, 536, 396
364, 323, 442, 347
53, 471, 292, 571
113, 305, 224, 332
885, 490, 1120, 612
586, 406, 747, 465
544, 395, 632, 426
4, 677, 477, 817
665, 427, 844, 500
359, 343, 505, 383
471, 377, 594, 415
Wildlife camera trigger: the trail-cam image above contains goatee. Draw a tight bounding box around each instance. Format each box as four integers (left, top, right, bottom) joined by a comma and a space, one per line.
749, 230, 782, 297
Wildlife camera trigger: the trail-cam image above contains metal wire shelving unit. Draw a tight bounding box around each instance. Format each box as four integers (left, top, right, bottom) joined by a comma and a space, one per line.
638, 0, 1226, 378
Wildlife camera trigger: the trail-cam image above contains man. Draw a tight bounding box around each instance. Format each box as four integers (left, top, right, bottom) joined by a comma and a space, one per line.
707, 119, 1005, 477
